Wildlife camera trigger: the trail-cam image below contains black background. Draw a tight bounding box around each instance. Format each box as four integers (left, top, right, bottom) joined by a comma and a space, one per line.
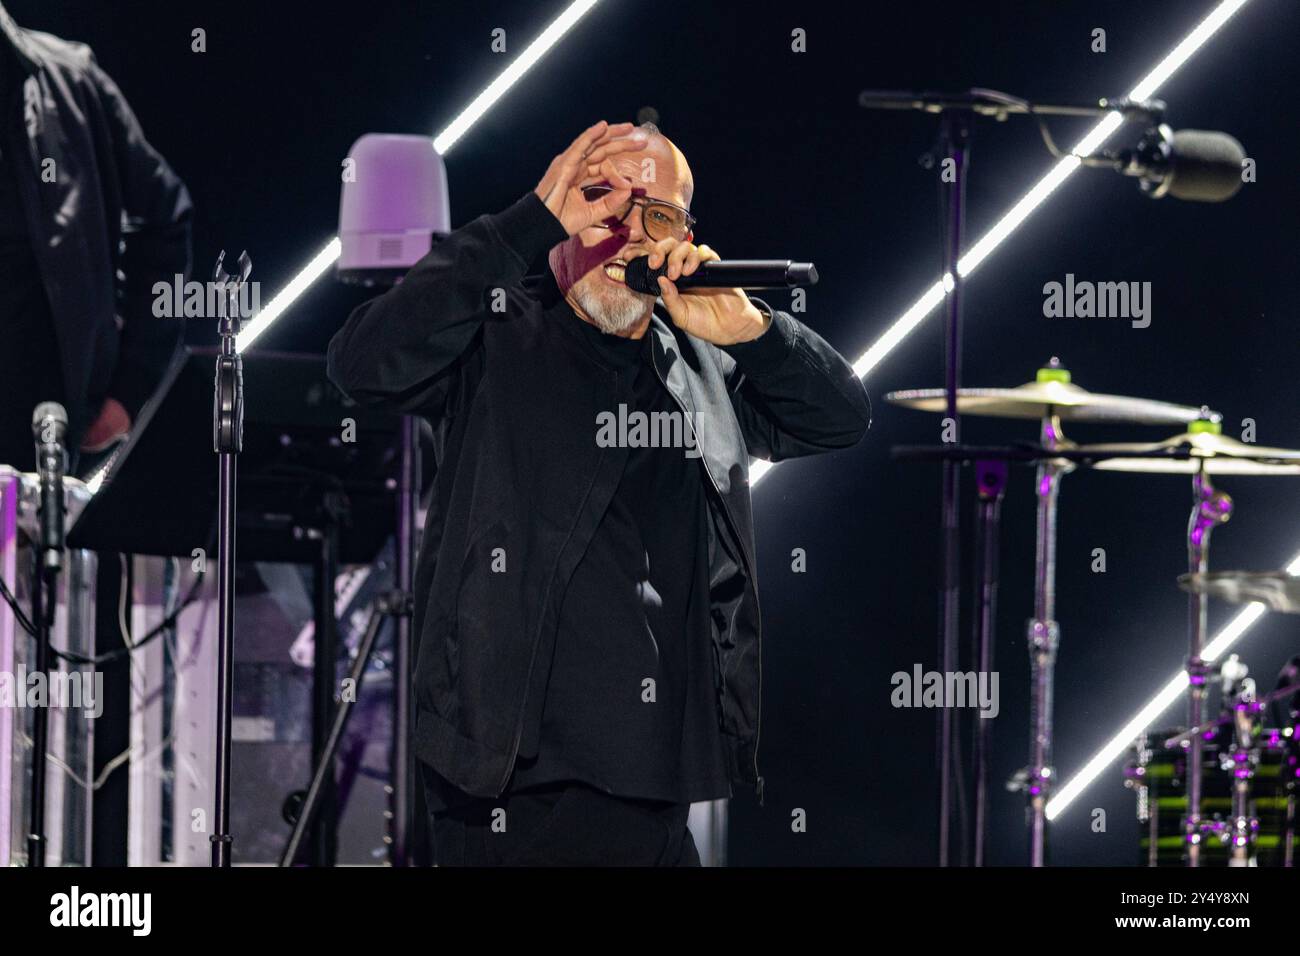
11, 0, 1298, 865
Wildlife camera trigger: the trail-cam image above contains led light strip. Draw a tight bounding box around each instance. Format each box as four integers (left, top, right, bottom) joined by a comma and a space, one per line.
1046, 550, 1300, 820
234, 0, 603, 353
751, 0, 1266, 822
751, 0, 1252, 492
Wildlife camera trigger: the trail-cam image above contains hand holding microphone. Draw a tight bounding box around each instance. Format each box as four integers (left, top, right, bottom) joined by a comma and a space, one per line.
636, 238, 770, 346
621, 238, 819, 345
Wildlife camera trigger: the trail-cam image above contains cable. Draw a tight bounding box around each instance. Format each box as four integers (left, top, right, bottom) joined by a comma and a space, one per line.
0, 571, 36, 636
969, 88, 1071, 160
118, 552, 134, 650
48, 562, 205, 667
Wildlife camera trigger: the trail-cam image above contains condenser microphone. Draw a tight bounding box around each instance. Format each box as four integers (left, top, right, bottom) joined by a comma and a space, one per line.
31, 402, 68, 572
1116, 127, 1246, 202
624, 257, 818, 296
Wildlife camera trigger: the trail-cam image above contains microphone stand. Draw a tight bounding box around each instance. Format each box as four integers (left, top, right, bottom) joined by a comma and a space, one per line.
211, 250, 252, 867
27, 408, 67, 867
935, 109, 967, 868
860, 89, 1158, 867
26, 559, 56, 866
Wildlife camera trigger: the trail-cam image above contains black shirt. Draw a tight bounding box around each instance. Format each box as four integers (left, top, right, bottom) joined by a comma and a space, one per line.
426, 315, 732, 811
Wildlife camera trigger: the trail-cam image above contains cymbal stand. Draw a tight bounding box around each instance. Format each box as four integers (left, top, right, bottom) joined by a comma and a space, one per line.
1184, 463, 1233, 867
1222, 686, 1261, 866
1021, 404, 1073, 866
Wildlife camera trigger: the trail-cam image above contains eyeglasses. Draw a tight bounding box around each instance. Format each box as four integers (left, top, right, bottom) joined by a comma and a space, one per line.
580, 183, 696, 242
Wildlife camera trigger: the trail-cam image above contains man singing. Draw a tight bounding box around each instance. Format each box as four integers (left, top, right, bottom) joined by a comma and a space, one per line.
327, 121, 870, 866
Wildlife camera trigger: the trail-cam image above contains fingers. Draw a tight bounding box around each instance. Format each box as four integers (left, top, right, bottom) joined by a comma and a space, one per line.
561, 122, 638, 175
553, 123, 642, 200
651, 241, 717, 279
584, 132, 647, 168
540, 121, 611, 195
565, 120, 615, 159
647, 237, 678, 270
596, 156, 633, 191
656, 275, 683, 313
576, 158, 632, 223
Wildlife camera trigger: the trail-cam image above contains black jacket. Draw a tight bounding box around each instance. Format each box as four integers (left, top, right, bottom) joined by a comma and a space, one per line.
0, 3, 191, 444
327, 191, 870, 803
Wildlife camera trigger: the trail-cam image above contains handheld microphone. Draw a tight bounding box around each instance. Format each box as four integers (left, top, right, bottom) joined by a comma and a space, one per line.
1116, 126, 1246, 202
624, 257, 818, 296
31, 402, 68, 572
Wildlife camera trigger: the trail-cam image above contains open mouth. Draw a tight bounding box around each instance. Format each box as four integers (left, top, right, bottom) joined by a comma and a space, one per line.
602, 258, 628, 284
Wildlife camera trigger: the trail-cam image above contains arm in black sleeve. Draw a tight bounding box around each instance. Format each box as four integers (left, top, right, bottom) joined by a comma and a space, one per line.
326, 191, 568, 417
719, 301, 871, 462
91, 57, 193, 420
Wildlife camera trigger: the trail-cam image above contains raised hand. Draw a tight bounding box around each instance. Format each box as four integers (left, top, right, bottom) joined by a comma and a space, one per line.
534, 121, 645, 236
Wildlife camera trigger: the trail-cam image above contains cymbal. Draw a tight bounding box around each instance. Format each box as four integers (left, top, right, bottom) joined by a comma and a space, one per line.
1178, 571, 1300, 613
885, 364, 1207, 425
1083, 425, 1300, 475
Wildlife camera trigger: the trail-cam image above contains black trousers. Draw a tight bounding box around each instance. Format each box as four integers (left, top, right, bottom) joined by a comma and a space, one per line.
423, 766, 700, 867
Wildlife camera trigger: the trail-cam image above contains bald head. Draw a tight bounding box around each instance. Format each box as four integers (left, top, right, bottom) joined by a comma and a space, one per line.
610, 124, 693, 208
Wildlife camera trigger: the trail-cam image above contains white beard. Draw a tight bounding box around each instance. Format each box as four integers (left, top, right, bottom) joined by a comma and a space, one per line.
572, 280, 652, 335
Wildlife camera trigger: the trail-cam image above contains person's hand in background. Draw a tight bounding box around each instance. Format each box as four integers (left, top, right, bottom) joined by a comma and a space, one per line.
80, 397, 131, 452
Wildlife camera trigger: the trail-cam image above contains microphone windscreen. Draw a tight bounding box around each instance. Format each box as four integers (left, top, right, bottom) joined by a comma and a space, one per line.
1167, 130, 1246, 202
32, 401, 68, 434
623, 256, 664, 296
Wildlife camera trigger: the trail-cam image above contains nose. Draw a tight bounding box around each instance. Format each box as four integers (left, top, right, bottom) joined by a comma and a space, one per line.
623, 207, 646, 245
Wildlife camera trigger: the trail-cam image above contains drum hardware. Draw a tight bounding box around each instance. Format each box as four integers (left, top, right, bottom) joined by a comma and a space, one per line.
1178, 571, 1300, 613
1082, 423, 1300, 475
1185, 456, 1232, 867
889, 360, 1209, 865
1131, 672, 1300, 867
885, 367, 1213, 424
1083, 414, 1300, 865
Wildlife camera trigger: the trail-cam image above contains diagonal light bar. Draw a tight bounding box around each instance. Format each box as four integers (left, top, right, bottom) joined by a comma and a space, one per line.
750, 0, 1270, 825
235, 238, 341, 352
1047, 549, 1300, 820
433, 0, 601, 155
750, 0, 1251, 489
235, 0, 603, 352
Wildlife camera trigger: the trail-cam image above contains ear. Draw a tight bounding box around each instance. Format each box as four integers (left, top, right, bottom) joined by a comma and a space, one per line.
686, 230, 694, 243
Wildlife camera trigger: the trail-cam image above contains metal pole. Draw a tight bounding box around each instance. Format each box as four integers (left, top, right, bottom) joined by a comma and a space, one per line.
210, 249, 250, 868
1025, 407, 1071, 866
390, 416, 419, 865
936, 111, 968, 866
1185, 463, 1232, 866
26, 564, 51, 866
972, 460, 1006, 866
212, 450, 236, 867
311, 505, 341, 867
282, 598, 390, 866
